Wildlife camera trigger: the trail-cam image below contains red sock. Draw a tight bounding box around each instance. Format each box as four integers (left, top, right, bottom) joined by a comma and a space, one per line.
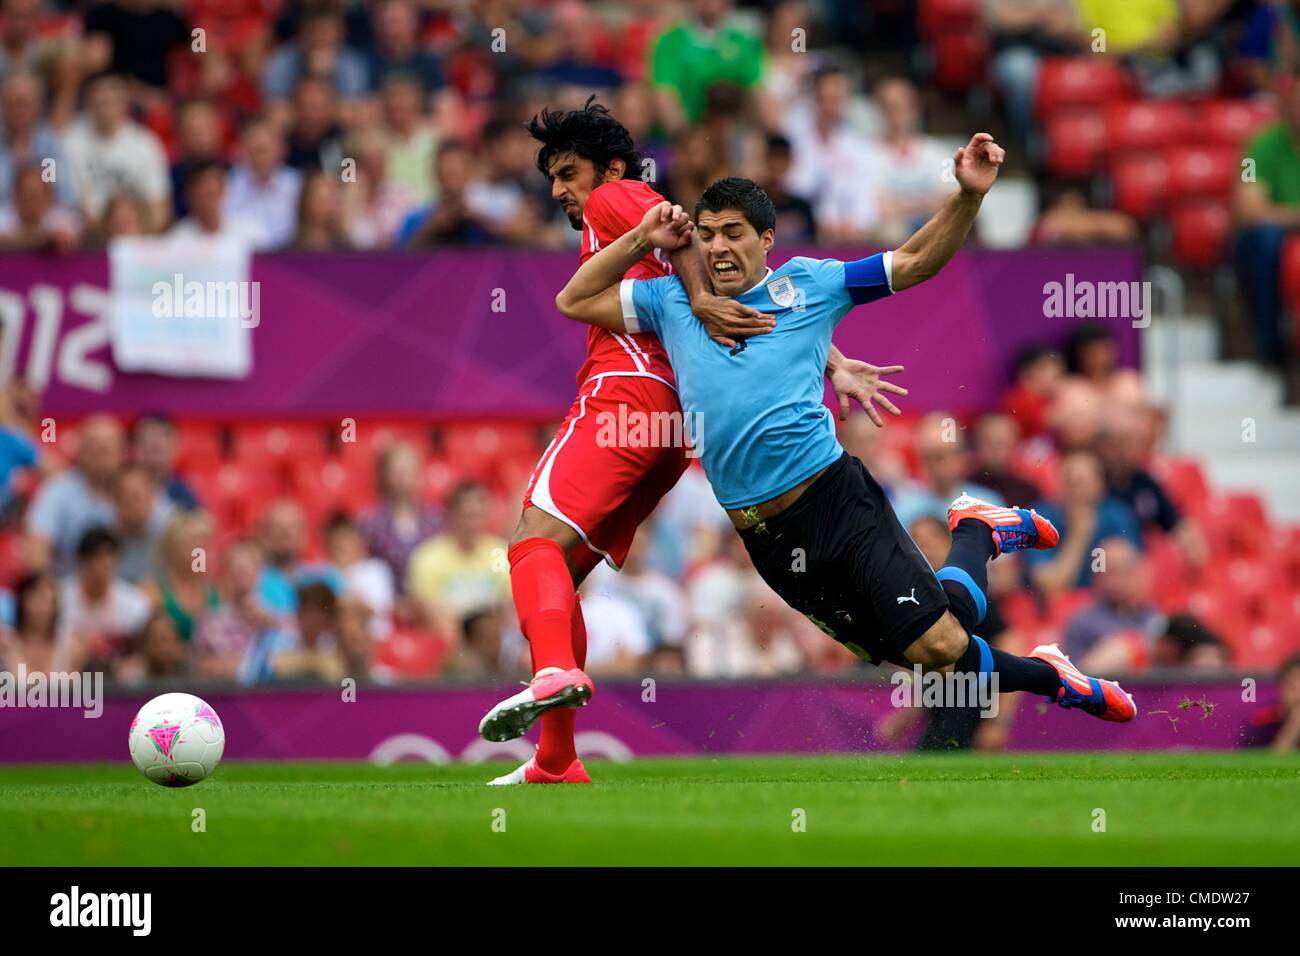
509, 537, 577, 672
535, 592, 588, 773
571, 593, 588, 669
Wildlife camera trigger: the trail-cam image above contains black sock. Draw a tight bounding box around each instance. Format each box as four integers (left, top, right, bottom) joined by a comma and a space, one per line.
954, 636, 1060, 696
937, 519, 996, 636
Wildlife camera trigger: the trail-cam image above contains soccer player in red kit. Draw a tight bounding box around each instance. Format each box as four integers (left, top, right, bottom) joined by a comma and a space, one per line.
480, 100, 906, 784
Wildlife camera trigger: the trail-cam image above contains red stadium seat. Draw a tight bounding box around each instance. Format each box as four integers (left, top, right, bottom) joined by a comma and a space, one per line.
173, 421, 224, 469
232, 421, 328, 467
291, 458, 376, 521
1044, 109, 1108, 178
1151, 456, 1209, 511
1168, 199, 1231, 267
1201, 492, 1271, 558
1110, 152, 1170, 221
1263, 593, 1300, 649
507, 442, 547, 471
186, 0, 273, 52
1235, 622, 1295, 670
1225, 494, 1271, 559
1201, 98, 1278, 149
336, 421, 432, 463
1224, 492, 1270, 529
421, 458, 457, 504
142, 98, 175, 157
882, 413, 920, 478
1046, 589, 1094, 632
1186, 588, 1239, 643
208, 462, 283, 533
441, 421, 542, 466
1105, 99, 1193, 154
183, 470, 229, 525
998, 589, 1041, 633
374, 629, 448, 679
1221, 556, 1282, 622
1164, 144, 1237, 202
0, 530, 25, 590
496, 451, 541, 499
438, 422, 546, 489
932, 30, 990, 92
1035, 57, 1129, 119
918, 0, 980, 40
1153, 580, 1193, 618
1010, 444, 1060, 500
1277, 526, 1300, 588
1145, 533, 1192, 611
1186, 494, 1219, 528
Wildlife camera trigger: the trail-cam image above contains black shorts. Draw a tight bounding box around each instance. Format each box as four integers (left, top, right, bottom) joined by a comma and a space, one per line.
737, 452, 948, 666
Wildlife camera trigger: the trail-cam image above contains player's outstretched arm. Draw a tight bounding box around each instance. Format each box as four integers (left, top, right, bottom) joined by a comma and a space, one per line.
890, 133, 1004, 292
556, 201, 693, 331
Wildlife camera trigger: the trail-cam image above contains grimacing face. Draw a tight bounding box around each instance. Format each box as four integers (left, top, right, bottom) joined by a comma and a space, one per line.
546, 151, 622, 230
694, 209, 773, 297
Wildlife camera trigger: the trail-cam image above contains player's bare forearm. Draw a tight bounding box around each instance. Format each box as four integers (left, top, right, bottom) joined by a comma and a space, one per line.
554, 228, 654, 331
556, 202, 692, 331
669, 233, 714, 303
890, 189, 983, 291
891, 133, 1003, 292
825, 344, 848, 376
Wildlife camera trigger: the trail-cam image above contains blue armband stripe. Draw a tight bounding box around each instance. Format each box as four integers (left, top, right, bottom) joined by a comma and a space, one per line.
844, 253, 891, 305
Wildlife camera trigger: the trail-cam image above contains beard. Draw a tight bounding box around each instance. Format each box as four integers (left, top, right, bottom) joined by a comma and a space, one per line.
563, 171, 604, 230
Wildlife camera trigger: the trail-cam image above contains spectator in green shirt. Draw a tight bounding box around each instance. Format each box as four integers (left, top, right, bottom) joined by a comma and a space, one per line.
1234, 73, 1300, 365
650, 0, 765, 134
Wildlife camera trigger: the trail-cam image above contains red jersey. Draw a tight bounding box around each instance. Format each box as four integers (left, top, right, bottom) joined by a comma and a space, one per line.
575, 179, 676, 386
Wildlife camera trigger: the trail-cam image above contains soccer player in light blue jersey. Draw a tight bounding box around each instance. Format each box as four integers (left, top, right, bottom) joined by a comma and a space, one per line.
555, 133, 1137, 724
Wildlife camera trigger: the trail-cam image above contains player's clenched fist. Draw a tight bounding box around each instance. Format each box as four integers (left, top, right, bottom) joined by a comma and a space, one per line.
954, 132, 1004, 196
635, 201, 694, 251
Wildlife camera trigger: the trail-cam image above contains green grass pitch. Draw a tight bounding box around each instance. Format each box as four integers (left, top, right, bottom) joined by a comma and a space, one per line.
2, 753, 1298, 866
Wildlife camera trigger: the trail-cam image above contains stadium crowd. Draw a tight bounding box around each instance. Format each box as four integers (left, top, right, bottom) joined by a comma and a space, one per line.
0, 0, 1298, 710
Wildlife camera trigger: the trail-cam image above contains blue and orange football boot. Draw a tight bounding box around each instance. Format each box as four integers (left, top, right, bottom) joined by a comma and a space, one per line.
947, 493, 1060, 557
1030, 642, 1138, 722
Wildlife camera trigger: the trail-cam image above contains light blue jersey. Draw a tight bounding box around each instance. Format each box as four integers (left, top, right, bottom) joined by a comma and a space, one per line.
620, 253, 892, 508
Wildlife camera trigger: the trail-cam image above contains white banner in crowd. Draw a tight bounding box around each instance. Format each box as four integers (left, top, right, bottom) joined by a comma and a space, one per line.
108, 235, 256, 379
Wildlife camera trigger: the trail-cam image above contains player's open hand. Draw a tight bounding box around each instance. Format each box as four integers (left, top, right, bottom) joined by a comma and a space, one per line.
954, 133, 1004, 196
637, 201, 694, 252
830, 360, 907, 425
692, 294, 776, 349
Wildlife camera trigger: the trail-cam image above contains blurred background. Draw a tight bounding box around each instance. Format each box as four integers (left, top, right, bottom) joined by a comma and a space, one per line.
0, 0, 1299, 753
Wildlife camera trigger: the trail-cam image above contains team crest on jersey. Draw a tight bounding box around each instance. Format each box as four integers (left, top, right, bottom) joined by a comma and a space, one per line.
766, 275, 799, 309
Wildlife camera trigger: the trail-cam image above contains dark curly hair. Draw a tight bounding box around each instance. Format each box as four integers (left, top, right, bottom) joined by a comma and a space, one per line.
527, 96, 641, 180
695, 177, 777, 236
